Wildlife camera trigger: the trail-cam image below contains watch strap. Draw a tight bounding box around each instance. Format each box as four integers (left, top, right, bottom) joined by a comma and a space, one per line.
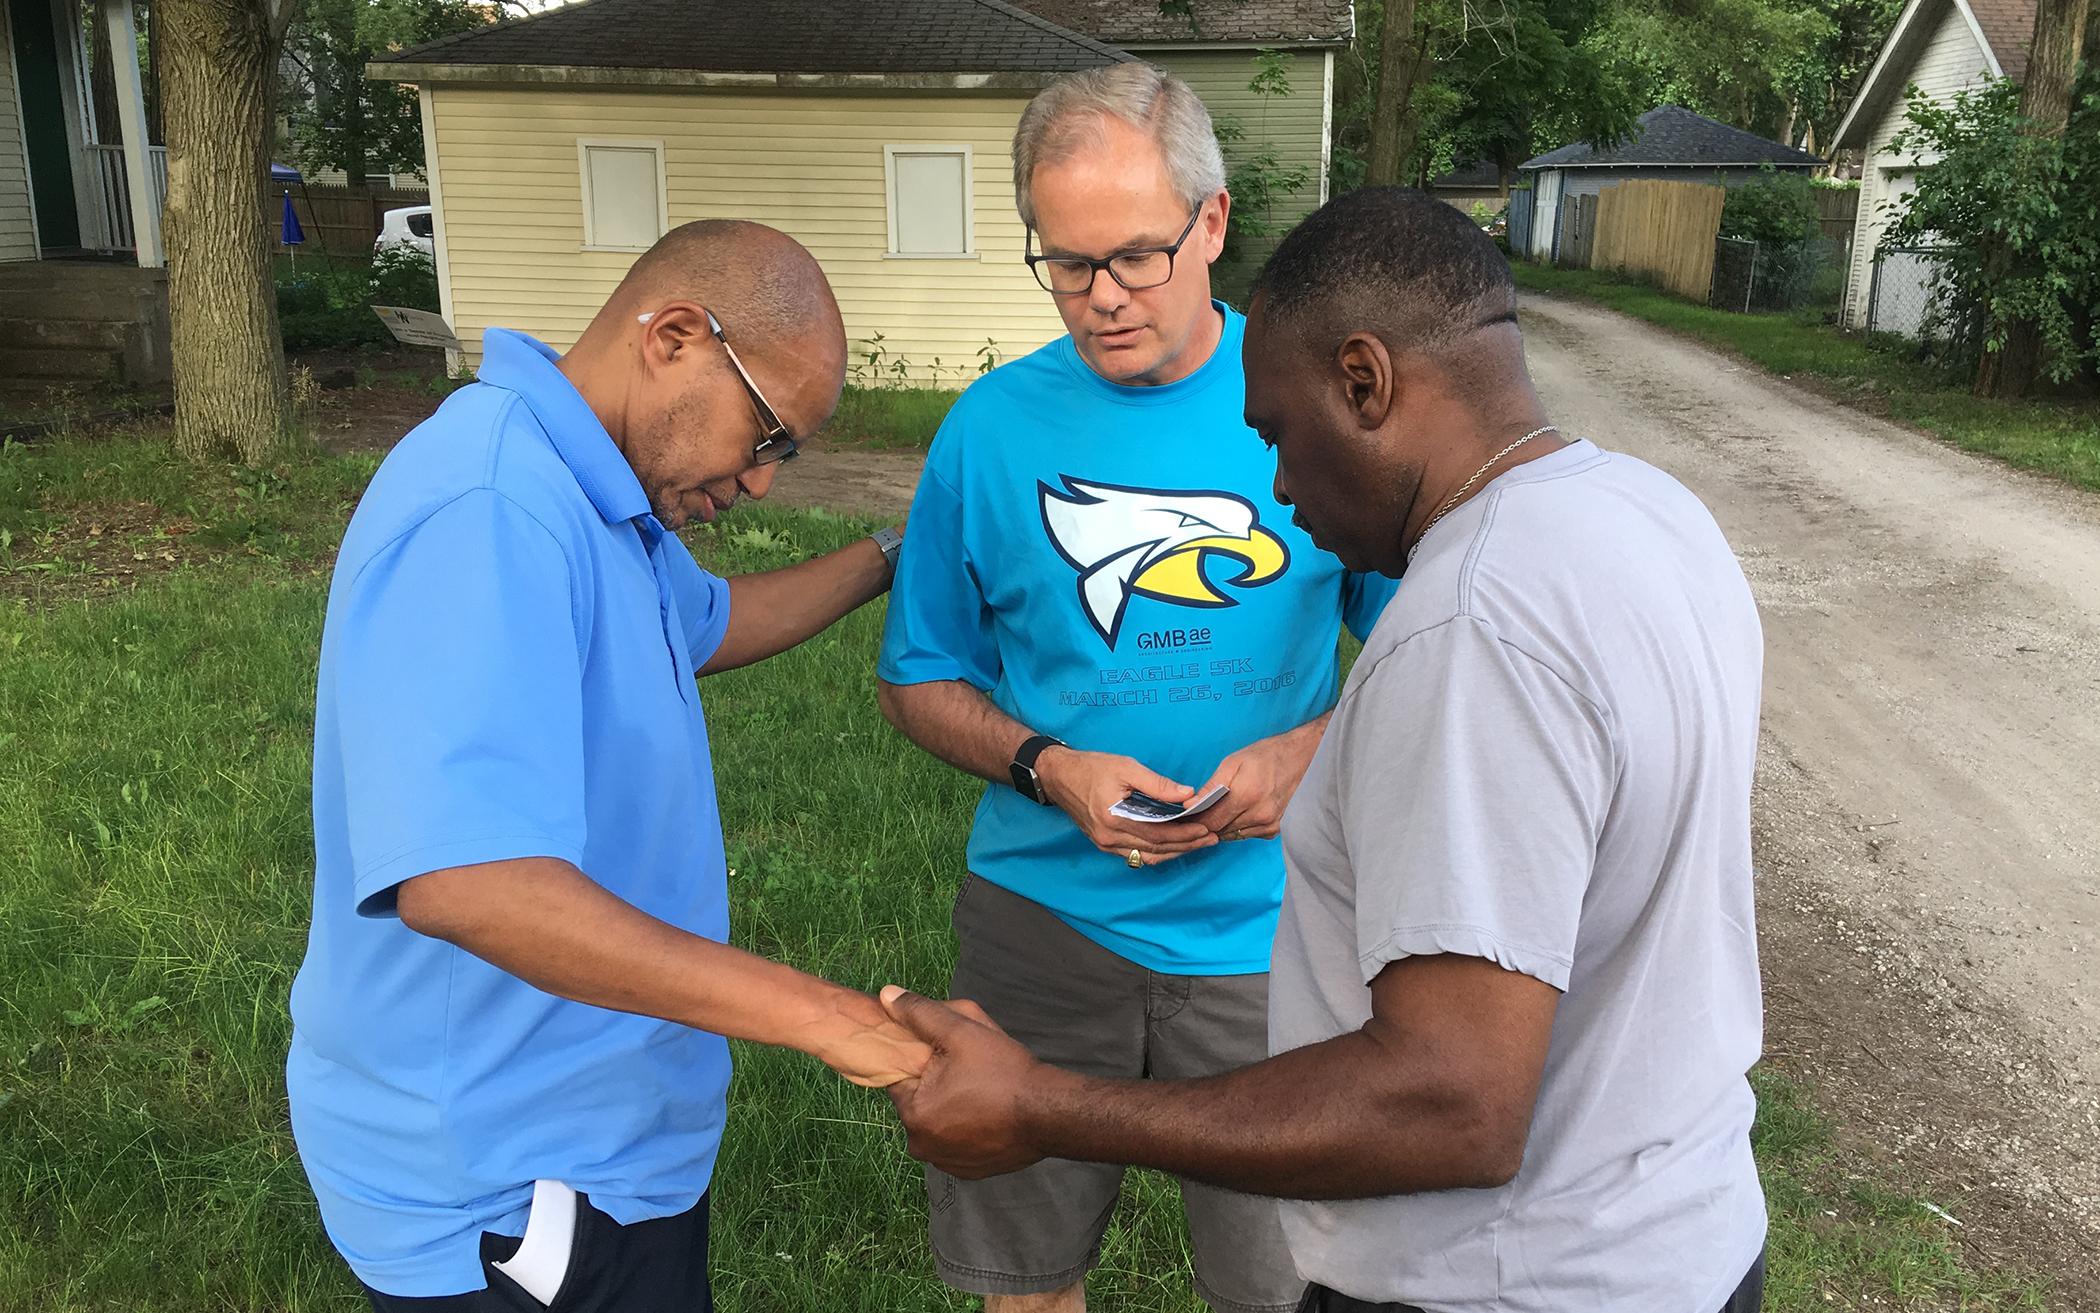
1009, 733, 1062, 804
871, 526, 904, 570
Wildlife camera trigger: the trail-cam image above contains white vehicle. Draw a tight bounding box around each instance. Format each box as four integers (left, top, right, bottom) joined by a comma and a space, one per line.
375, 205, 435, 258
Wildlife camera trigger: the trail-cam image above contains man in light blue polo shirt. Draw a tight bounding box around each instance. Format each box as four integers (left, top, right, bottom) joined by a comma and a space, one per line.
289, 220, 924, 1313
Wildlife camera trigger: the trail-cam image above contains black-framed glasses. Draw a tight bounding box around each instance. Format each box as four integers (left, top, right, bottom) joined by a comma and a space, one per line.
1025, 205, 1203, 296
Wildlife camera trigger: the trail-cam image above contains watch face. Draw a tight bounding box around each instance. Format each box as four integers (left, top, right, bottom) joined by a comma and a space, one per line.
1010, 762, 1041, 802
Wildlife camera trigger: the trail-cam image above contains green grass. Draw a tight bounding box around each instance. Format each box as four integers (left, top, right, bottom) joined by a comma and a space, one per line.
1513, 262, 2100, 494
0, 438, 2055, 1310
815, 385, 958, 452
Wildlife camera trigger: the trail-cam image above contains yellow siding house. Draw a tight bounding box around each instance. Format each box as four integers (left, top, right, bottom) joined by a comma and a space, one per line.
373, 0, 1347, 381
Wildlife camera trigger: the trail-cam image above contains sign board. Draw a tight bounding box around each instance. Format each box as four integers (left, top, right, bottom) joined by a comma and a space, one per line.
372, 305, 462, 351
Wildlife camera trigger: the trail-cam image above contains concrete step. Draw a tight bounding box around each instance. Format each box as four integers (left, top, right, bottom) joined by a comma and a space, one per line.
0, 283, 165, 323
0, 346, 124, 382
0, 316, 134, 350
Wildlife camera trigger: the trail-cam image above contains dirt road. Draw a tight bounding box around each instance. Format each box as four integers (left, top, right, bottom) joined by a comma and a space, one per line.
1522, 293, 2100, 1300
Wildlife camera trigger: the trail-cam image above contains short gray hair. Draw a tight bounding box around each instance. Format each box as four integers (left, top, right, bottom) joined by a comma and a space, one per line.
1012, 63, 1227, 230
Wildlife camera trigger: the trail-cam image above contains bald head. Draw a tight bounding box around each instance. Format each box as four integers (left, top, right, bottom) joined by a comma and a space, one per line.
600, 219, 845, 377
563, 220, 847, 529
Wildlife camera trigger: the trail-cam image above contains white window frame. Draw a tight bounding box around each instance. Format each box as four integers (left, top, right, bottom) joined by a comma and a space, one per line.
576, 137, 670, 253
883, 144, 976, 260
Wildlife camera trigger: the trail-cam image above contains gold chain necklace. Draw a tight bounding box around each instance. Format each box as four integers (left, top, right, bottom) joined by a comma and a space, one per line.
1406, 425, 1561, 564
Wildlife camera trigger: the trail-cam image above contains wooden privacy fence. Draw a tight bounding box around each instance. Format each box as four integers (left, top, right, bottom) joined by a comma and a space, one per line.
1592, 180, 1727, 302
1814, 185, 1861, 241
266, 184, 431, 257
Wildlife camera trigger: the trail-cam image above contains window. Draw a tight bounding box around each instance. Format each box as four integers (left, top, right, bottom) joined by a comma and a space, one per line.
578, 139, 668, 252
407, 212, 433, 239
884, 145, 974, 258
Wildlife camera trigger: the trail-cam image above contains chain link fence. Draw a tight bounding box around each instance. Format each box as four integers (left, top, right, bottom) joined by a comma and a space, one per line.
1866, 247, 1951, 339
1710, 234, 1852, 314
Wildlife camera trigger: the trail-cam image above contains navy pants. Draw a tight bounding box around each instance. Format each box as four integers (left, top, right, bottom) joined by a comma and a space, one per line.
361, 1193, 712, 1313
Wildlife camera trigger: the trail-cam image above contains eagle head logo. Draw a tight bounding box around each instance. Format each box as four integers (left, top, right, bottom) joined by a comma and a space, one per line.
1039, 476, 1291, 647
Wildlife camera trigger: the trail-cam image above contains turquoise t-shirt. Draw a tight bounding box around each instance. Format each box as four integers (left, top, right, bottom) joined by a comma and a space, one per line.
879, 305, 1394, 974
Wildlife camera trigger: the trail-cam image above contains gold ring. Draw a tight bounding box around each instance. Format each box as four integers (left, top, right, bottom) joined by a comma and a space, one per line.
1127, 848, 1144, 868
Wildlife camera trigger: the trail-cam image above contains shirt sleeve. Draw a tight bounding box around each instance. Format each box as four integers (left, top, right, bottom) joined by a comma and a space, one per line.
878, 433, 1000, 691
329, 489, 588, 916
1341, 568, 1400, 644
1336, 615, 1614, 990
661, 533, 732, 668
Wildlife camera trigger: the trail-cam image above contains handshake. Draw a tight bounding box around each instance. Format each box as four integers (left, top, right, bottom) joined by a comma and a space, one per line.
817, 983, 1050, 1181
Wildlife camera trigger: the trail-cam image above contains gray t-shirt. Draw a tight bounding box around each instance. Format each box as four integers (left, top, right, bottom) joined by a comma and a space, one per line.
1271, 439, 1767, 1312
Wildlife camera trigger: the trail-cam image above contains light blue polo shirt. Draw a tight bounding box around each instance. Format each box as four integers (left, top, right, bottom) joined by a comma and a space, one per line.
287, 329, 735, 1297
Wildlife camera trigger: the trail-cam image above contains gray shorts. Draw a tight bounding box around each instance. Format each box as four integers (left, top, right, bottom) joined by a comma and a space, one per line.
927, 875, 1305, 1313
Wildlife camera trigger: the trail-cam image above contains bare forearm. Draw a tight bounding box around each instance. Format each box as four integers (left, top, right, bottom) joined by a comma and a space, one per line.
877, 677, 1035, 784
703, 538, 891, 675
398, 857, 884, 1060
1017, 1027, 1517, 1199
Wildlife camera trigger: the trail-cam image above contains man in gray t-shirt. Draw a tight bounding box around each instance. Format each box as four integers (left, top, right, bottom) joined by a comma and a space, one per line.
878, 187, 1768, 1313
1268, 435, 1766, 1310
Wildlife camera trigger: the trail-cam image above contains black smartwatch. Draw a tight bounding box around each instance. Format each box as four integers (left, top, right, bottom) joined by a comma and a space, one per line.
1009, 734, 1063, 805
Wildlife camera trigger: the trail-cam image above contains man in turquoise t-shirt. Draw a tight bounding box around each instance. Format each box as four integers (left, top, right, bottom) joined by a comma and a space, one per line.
878, 65, 1393, 1313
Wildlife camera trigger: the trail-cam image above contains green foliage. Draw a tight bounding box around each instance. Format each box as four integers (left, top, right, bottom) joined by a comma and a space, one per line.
275, 248, 441, 353
1721, 170, 1820, 246
1719, 169, 1826, 309
1330, 0, 1643, 193
816, 386, 957, 452
1884, 77, 2100, 385
1327, 0, 1895, 192
1215, 49, 1313, 263
282, 0, 490, 181
1583, 0, 1897, 146
845, 335, 1002, 393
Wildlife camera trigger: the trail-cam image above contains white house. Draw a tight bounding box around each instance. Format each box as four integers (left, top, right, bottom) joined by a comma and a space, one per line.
1829, 0, 2036, 333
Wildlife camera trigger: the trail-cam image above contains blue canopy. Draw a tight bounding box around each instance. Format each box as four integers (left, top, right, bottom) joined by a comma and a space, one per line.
270, 161, 303, 184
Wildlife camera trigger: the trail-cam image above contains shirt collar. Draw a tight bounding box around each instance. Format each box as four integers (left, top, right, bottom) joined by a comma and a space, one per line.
477, 328, 650, 525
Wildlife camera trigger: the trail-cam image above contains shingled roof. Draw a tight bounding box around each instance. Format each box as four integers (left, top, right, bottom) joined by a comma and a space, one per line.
377, 0, 1129, 77
1007, 0, 1352, 45
1971, 0, 2038, 79
1520, 105, 1823, 170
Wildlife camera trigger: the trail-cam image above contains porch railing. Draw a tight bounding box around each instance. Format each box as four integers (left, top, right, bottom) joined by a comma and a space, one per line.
81, 143, 169, 253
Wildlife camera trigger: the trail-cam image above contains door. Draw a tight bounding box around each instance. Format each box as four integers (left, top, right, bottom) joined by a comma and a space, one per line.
8, 0, 79, 248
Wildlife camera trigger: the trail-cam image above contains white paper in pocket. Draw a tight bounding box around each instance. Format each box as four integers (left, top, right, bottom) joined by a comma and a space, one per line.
492, 1179, 578, 1307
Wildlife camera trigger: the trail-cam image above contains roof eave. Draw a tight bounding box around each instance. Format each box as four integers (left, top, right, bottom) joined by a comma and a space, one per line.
369, 62, 1097, 90
1119, 36, 1351, 49
1545, 158, 1823, 169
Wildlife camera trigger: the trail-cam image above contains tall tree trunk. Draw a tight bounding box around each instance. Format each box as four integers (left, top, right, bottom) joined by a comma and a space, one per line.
160, 0, 289, 462
1975, 0, 2091, 397
1365, 0, 1427, 186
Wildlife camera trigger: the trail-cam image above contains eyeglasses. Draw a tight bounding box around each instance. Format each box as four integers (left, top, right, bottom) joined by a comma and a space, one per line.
706, 311, 798, 465
1025, 206, 1203, 296
637, 308, 799, 465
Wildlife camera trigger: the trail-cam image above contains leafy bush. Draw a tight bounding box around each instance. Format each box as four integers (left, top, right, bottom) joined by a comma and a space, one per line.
1721, 170, 1824, 310
275, 247, 441, 353
1885, 77, 2100, 386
